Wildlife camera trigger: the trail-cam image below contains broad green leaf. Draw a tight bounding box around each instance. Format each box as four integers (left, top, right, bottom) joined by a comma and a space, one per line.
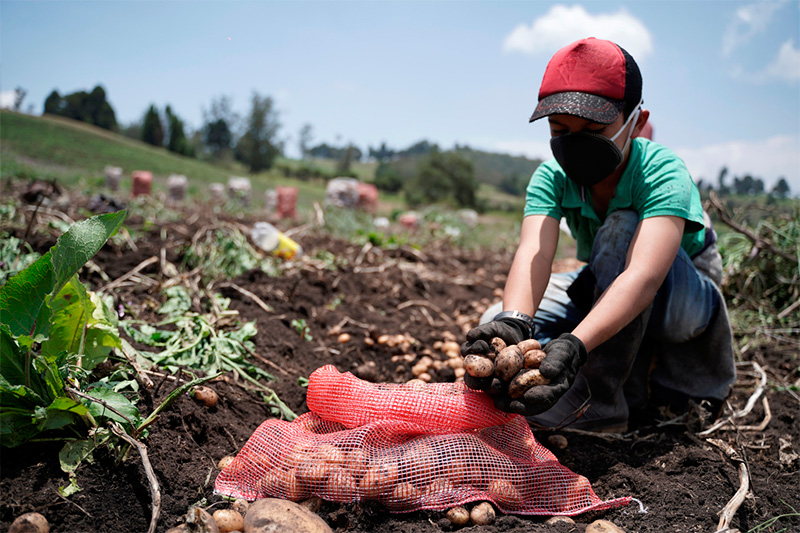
59, 439, 97, 474
0, 327, 29, 387
49, 211, 126, 303
35, 397, 89, 433
0, 328, 49, 402
0, 250, 54, 340
0, 408, 40, 447
42, 278, 121, 371
80, 387, 142, 429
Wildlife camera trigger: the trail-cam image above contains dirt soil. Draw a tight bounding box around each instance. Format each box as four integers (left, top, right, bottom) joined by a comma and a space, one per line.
1, 187, 799, 533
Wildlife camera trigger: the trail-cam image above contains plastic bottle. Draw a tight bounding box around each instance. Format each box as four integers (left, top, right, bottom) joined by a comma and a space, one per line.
251, 222, 302, 260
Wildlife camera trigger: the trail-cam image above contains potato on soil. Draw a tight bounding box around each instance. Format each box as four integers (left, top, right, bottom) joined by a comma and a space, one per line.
192, 386, 218, 408
212, 509, 243, 533
337, 332, 351, 343
243, 498, 333, 533
446, 506, 470, 526
470, 502, 496, 525
463, 354, 494, 378
517, 339, 542, 352
185, 507, 220, 533
9, 512, 49, 533
508, 369, 549, 398
548, 434, 569, 450
494, 345, 524, 382
523, 348, 547, 369
217, 455, 235, 470
231, 498, 249, 515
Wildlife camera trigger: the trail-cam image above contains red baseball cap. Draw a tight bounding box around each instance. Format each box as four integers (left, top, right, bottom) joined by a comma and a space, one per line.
529, 37, 642, 124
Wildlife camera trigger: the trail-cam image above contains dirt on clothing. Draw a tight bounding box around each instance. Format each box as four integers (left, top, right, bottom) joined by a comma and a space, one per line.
1, 189, 798, 533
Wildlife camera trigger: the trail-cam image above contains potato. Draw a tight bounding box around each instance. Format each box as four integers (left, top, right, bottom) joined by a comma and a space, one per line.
284, 443, 316, 470
508, 369, 549, 398
388, 482, 422, 509
325, 467, 358, 502
243, 498, 332, 533
470, 502, 496, 525
441, 341, 461, 354
192, 386, 218, 408
337, 332, 351, 343
299, 495, 323, 512
487, 478, 522, 507
517, 339, 542, 352
315, 443, 345, 466
217, 455, 235, 470
359, 461, 399, 499
545, 515, 576, 525
446, 506, 470, 526
548, 434, 569, 450
231, 498, 249, 516
463, 354, 494, 378
267, 467, 309, 501
296, 461, 333, 490
346, 448, 369, 480
494, 346, 523, 382
212, 509, 243, 533
523, 348, 547, 369
9, 512, 49, 533
185, 507, 220, 533
585, 519, 626, 533
423, 478, 455, 503
490, 337, 506, 355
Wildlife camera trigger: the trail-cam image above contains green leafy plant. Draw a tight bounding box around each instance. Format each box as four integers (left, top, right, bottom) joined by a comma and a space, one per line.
0, 211, 141, 447
182, 225, 279, 282
122, 286, 295, 419
291, 318, 313, 342
0, 232, 41, 285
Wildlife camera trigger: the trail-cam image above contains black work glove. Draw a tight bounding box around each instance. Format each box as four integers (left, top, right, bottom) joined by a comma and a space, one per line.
519, 333, 588, 415
461, 315, 534, 394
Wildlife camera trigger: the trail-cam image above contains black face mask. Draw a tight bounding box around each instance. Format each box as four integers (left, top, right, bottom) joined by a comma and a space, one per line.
550, 105, 642, 188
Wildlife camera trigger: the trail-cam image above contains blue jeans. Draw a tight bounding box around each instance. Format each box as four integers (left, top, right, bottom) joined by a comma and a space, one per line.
482, 211, 720, 345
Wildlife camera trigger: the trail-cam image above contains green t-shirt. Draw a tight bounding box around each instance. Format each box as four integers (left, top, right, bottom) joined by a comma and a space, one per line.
524, 138, 706, 262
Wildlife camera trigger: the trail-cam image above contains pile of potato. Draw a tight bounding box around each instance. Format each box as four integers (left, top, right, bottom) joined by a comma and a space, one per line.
463, 338, 551, 399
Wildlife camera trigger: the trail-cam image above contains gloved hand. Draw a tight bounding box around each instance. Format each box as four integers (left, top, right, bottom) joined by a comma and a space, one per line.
460, 317, 533, 358
461, 314, 534, 394
518, 333, 588, 415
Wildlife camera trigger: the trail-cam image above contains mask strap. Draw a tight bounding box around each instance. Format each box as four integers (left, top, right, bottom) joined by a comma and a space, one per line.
610, 100, 643, 143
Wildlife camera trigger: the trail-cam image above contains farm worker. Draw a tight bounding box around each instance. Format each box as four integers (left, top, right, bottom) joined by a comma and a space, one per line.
461, 38, 735, 432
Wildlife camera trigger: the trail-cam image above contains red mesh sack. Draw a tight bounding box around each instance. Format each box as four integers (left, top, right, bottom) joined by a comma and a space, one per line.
215, 365, 631, 515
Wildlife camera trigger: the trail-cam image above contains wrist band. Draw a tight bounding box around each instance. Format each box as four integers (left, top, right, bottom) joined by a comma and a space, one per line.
493, 310, 536, 338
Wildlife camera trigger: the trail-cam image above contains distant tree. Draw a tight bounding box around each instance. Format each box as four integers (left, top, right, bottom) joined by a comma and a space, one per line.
298, 124, 313, 160
369, 142, 395, 163
165, 105, 188, 155
733, 174, 765, 195
235, 92, 282, 173
374, 162, 404, 193
405, 150, 478, 208
717, 167, 730, 195
202, 96, 237, 159
44, 90, 62, 114
499, 173, 529, 196
42, 85, 117, 130
771, 177, 790, 199
337, 144, 355, 173
398, 140, 438, 157
120, 120, 142, 141
141, 104, 165, 147
13, 87, 26, 112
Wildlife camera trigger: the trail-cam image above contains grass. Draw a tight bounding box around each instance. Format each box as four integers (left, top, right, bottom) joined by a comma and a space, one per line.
0, 110, 541, 253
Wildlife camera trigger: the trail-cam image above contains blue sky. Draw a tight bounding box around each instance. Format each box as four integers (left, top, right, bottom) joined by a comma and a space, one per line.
2, 1, 799, 192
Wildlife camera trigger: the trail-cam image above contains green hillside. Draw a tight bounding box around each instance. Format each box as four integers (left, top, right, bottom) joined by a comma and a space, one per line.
1, 110, 234, 184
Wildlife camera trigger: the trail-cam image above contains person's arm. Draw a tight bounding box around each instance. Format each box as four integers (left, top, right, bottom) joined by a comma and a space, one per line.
502, 215, 561, 317
572, 215, 685, 351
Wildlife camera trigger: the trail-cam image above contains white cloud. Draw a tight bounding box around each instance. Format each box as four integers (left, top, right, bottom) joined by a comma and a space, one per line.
0, 90, 17, 109
674, 135, 800, 194
722, 0, 787, 57
503, 4, 653, 62
766, 39, 800, 81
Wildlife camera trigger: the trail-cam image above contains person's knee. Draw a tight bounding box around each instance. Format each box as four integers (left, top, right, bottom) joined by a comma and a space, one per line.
590, 210, 639, 289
